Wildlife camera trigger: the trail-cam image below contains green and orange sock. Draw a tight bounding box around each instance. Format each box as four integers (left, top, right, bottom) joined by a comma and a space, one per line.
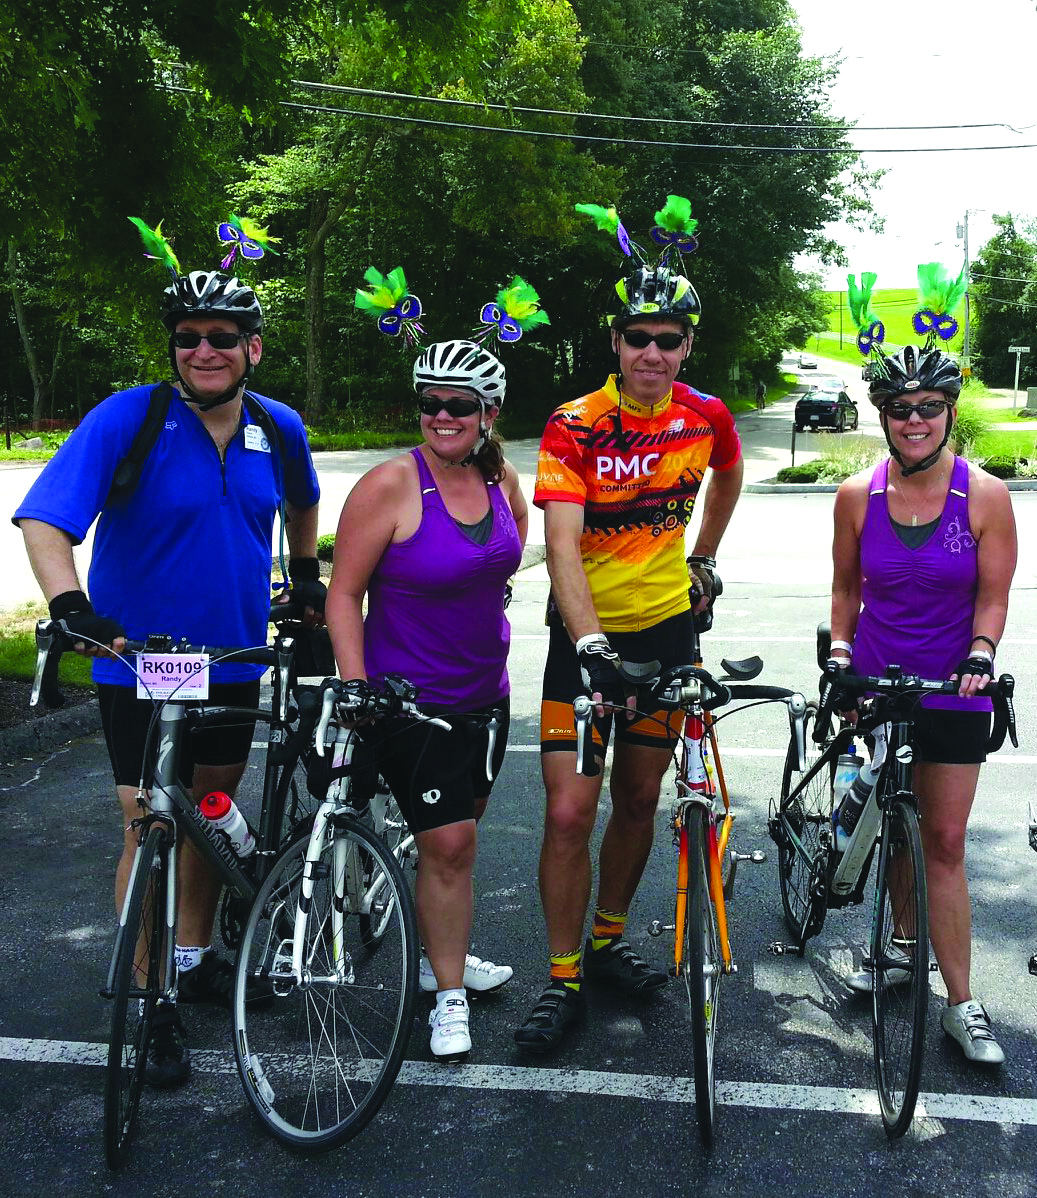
590, 907, 627, 952
549, 948, 583, 992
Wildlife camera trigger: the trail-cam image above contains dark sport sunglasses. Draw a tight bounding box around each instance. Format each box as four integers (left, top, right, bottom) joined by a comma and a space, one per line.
883, 399, 950, 422
618, 329, 688, 351
418, 395, 483, 418
171, 331, 249, 350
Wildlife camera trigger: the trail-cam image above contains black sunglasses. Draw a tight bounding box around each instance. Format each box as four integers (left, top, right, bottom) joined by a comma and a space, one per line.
883, 399, 949, 421
618, 329, 687, 351
171, 331, 248, 350
418, 395, 483, 418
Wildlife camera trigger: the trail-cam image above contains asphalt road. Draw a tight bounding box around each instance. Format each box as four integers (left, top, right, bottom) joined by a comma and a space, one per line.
2, 355, 1036, 1195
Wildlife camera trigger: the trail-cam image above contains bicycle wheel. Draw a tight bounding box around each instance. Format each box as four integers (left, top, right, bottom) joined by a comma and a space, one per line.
359, 784, 415, 949
872, 798, 928, 1139
104, 823, 169, 1169
233, 817, 419, 1152
771, 702, 831, 948
683, 805, 721, 1148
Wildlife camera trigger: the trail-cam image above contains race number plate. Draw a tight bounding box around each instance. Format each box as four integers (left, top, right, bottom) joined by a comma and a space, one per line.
136, 653, 210, 700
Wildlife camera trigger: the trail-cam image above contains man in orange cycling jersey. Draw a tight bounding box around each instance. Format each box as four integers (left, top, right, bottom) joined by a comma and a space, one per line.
515, 230, 743, 1053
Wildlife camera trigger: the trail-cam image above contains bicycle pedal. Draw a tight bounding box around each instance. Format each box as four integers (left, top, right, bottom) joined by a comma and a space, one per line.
647, 920, 674, 937
767, 941, 795, 956
1029, 953, 1037, 977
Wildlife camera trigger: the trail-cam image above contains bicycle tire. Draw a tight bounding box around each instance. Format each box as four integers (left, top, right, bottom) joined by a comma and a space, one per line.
684, 805, 721, 1148
233, 818, 419, 1152
872, 798, 928, 1139
103, 823, 169, 1169
359, 784, 415, 949
772, 702, 831, 949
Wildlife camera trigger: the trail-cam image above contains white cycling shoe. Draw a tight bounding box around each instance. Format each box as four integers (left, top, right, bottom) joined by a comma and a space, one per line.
419, 953, 514, 994
428, 992, 471, 1061
941, 999, 1005, 1065
844, 945, 912, 994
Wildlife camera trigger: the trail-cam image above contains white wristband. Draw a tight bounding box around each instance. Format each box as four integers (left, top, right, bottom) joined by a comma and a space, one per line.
575, 633, 609, 655
969, 649, 993, 663
830, 640, 853, 654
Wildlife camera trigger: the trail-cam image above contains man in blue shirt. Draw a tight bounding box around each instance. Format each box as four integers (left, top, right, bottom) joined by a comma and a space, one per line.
14, 269, 322, 1088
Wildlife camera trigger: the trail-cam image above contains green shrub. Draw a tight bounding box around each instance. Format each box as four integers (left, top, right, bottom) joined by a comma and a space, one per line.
981, 455, 1017, 479
316, 533, 336, 562
776, 462, 823, 482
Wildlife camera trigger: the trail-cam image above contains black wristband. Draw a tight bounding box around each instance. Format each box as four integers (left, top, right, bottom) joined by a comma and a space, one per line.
288, 556, 321, 582
686, 554, 717, 569
971, 634, 997, 655
48, 590, 92, 620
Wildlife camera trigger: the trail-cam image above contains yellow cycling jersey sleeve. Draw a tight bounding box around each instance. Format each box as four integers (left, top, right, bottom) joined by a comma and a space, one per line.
534, 376, 740, 632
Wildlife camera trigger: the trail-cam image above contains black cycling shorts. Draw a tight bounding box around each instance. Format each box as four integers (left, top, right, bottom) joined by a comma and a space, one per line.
912, 706, 990, 765
98, 680, 261, 788
354, 698, 510, 835
540, 610, 692, 758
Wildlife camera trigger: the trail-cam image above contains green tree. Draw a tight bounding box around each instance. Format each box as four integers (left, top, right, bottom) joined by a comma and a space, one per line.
969, 214, 1037, 387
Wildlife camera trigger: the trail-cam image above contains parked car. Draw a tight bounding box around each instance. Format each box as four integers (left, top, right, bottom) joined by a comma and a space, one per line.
798, 353, 817, 369
794, 388, 859, 432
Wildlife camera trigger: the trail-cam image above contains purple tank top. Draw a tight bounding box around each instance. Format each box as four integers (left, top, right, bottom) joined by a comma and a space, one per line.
363, 448, 523, 709
852, 456, 989, 711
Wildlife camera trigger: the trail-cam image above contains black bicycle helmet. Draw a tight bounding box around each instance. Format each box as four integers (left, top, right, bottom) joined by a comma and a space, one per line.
161, 270, 264, 334
412, 340, 506, 408
870, 344, 962, 477
162, 271, 263, 408
868, 344, 962, 407
614, 265, 701, 330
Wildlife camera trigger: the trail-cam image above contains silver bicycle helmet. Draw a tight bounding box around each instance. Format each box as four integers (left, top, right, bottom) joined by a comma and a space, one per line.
161, 270, 264, 334
412, 340, 506, 408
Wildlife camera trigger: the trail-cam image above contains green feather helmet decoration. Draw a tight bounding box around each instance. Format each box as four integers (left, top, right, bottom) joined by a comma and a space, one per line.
847, 270, 886, 358
218, 213, 281, 270
475, 275, 550, 344
128, 216, 181, 280
913, 261, 967, 347
354, 265, 426, 345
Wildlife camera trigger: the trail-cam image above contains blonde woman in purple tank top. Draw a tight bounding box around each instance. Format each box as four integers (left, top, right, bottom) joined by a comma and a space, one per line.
830, 345, 1017, 1065
326, 341, 527, 1062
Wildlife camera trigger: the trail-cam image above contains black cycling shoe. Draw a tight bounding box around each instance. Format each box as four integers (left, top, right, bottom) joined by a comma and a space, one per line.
178, 951, 274, 1010
583, 938, 667, 995
513, 983, 583, 1054
144, 1003, 191, 1089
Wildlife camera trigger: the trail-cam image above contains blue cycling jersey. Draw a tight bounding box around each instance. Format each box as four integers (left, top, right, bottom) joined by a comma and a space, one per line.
13, 384, 320, 685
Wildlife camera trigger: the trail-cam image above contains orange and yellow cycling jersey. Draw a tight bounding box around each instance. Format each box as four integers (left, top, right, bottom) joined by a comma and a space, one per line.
534, 376, 740, 632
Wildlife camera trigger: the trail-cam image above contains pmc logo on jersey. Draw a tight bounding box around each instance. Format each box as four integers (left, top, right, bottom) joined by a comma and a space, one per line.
595, 453, 660, 481
422, 788, 442, 805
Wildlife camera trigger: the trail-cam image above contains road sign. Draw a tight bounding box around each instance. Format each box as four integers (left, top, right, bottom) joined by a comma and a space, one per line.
1008, 345, 1031, 353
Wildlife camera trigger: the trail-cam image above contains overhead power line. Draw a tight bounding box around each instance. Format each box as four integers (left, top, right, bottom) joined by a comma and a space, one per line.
293, 80, 1033, 135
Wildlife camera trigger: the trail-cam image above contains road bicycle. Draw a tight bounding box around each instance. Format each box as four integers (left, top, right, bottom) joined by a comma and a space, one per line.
572, 628, 804, 1148
232, 676, 503, 1150
1028, 803, 1037, 978
767, 626, 1017, 1138
28, 612, 369, 1167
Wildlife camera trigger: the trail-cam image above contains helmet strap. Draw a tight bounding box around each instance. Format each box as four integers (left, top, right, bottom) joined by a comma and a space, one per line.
880, 408, 953, 477
168, 337, 252, 410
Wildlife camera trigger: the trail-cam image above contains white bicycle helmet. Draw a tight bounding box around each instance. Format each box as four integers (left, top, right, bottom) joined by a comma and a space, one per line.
412, 340, 506, 408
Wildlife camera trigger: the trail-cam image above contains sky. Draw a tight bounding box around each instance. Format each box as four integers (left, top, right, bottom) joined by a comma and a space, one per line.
789, 0, 1037, 290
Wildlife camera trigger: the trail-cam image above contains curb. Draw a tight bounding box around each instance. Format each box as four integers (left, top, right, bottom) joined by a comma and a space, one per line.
0, 699, 102, 763
746, 478, 1037, 495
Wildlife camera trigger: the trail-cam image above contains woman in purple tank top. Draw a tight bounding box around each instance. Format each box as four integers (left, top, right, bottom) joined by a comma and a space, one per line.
326, 340, 527, 1062
829, 344, 1017, 1065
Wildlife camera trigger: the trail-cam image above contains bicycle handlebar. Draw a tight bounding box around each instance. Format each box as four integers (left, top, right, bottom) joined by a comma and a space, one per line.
572, 663, 805, 778
815, 659, 1018, 751
31, 606, 303, 710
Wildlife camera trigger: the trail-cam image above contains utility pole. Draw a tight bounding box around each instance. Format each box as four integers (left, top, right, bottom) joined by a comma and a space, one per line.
956, 209, 984, 379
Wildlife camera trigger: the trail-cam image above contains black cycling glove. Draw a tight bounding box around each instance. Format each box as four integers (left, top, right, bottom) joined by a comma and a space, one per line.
288, 556, 327, 615
48, 590, 125, 650
953, 654, 994, 681
577, 635, 627, 708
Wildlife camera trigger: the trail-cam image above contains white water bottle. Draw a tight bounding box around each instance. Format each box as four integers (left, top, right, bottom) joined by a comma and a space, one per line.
199, 790, 256, 858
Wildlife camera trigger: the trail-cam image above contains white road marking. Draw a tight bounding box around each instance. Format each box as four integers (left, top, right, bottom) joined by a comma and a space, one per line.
2, 1037, 1034, 1126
